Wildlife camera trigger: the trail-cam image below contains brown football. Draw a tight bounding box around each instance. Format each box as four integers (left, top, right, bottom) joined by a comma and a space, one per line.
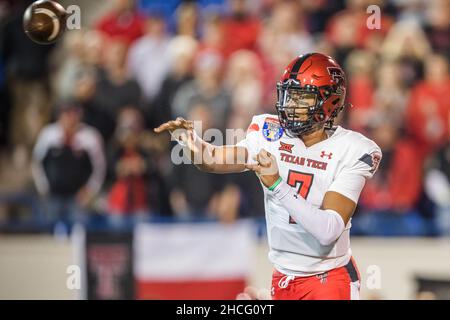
23, 0, 67, 45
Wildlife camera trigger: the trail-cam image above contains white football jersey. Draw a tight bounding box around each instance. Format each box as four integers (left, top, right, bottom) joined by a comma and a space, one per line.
236, 114, 382, 276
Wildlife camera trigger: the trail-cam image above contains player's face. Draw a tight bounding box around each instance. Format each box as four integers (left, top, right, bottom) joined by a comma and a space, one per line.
285, 90, 317, 121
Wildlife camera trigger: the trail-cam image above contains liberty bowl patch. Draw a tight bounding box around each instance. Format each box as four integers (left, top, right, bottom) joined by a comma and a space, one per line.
262, 118, 284, 141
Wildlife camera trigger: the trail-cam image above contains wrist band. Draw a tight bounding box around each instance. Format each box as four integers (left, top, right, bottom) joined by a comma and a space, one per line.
268, 176, 283, 191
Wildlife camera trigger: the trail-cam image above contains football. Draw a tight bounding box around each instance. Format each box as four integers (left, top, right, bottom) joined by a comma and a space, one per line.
23, 0, 67, 45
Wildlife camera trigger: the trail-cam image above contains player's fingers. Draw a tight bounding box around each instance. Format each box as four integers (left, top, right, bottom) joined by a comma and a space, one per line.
259, 157, 271, 168
184, 121, 194, 132
251, 155, 264, 167
245, 163, 261, 173
155, 117, 195, 133
173, 119, 182, 127
175, 117, 193, 130
260, 149, 273, 161
260, 149, 270, 157
257, 150, 272, 168
178, 118, 193, 129
154, 121, 171, 133
245, 163, 258, 171
154, 119, 181, 133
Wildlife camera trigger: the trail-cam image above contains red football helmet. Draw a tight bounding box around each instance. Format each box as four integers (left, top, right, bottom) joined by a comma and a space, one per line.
276, 53, 348, 136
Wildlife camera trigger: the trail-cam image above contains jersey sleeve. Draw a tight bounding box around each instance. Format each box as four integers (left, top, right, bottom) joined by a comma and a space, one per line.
235, 115, 265, 165
327, 138, 382, 203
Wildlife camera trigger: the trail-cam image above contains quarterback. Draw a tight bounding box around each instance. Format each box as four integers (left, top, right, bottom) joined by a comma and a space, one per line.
155, 53, 382, 300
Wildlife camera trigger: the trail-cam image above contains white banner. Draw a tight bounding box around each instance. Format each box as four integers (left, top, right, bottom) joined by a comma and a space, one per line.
134, 220, 257, 280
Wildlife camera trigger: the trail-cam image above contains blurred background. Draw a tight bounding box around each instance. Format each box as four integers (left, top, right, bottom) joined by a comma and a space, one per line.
0, 0, 449, 300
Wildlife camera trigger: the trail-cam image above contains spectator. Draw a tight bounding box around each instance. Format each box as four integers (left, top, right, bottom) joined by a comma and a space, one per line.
53, 31, 86, 101
325, 0, 366, 63
372, 61, 409, 126
258, 1, 310, 111
93, 39, 142, 143
325, 0, 392, 63
406, 53, 450, 160
31, 101, 106, 231
72, 68, 115, 145
127, 14, 171, 104
259, 1, 314, 60
149, 35, 197, 129
302, 0, 346, 34
142, 36, 200, 220
221, 0, 261, 57
82, 30, 106, 68
95, 0, 145, 45
361, 119, 423, 213
358, 0, 393, 53
169, 103, 228, 220
380, 20, 431, 86
172, 49, 231, 133
174, 1, 199, 38
353, 118, 426, 236
381, 20, 432, 61
198, 14, 225, 56
0, 0, 55, 152
106, 107, 150, 227
225, 49, 263, 130
54, 30, 105, 101
424, 138, 450, 235
423, 0, 450, 58
395, 0, 426, 24
344, 50, 376, 131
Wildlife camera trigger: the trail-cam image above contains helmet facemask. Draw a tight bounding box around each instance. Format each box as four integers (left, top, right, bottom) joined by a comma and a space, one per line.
276, 80, 325, 136
276, 79, 348, 137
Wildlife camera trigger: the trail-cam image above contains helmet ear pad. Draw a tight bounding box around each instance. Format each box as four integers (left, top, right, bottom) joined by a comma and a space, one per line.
319, 92, 344, 120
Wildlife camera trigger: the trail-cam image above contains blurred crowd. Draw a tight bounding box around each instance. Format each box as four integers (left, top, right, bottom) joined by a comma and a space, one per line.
0, 0, 448, 236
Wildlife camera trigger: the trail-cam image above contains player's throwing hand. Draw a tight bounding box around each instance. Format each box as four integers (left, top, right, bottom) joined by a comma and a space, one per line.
245, 149, 280, 188
154, 117, 199, 153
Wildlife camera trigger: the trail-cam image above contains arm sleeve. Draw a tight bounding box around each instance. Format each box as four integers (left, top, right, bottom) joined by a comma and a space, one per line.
270, 180, 345, 246
268, 139, 382, 246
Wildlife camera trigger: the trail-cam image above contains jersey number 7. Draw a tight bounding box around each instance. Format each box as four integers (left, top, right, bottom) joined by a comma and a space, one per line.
287, 170, 314, 199
287, 170, 314, 224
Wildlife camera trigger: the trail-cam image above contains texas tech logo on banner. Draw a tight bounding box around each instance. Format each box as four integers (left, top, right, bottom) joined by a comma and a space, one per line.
85, 232, 134, 300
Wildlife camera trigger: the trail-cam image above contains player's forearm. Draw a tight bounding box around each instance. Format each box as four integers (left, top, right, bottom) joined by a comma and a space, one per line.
175, 130, 247, 173
192, 142, 247, 173
190, 139, 218, 172
269, 180, 345, 246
